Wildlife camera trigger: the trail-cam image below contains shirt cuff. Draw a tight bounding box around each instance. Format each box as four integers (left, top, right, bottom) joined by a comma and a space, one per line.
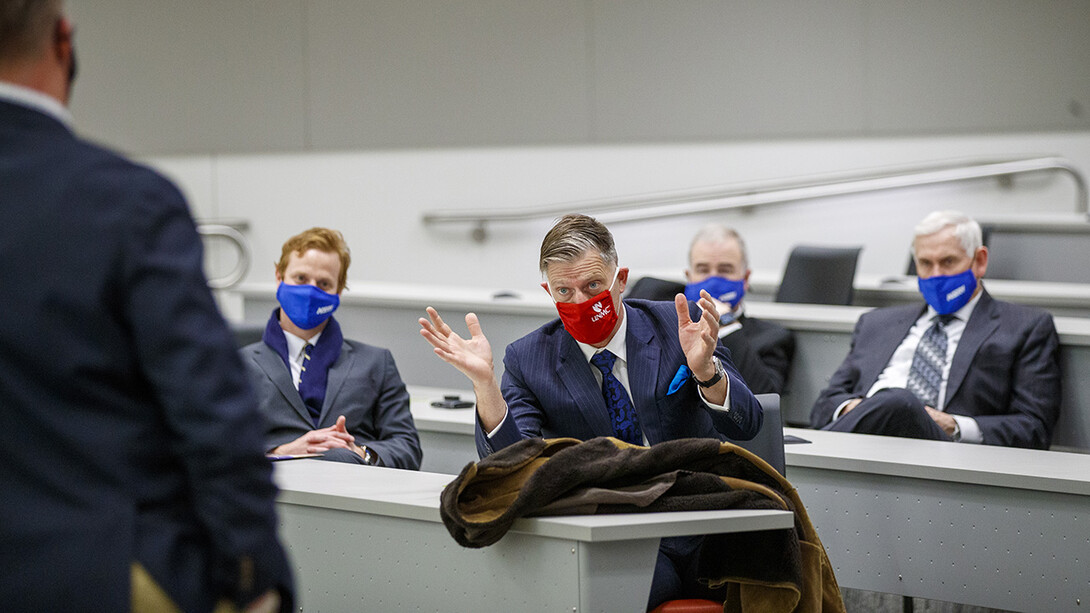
831, 398, 856, 421
950, 414, 983, 443
485, 408, 509, 439
697, 375, 731, 413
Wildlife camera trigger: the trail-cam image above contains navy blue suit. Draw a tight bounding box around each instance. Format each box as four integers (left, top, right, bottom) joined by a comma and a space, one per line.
810, 290, 1061, 449
0, 98, 292, 611
479, 299, 763, 457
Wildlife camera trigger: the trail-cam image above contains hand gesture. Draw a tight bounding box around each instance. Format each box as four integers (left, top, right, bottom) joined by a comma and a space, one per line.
419, 307, 495, 386
272, 415, 355, 455
675, 291, 719, 381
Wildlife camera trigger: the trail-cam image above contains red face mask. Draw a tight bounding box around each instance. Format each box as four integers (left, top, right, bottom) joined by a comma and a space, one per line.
552, 268, 620, 345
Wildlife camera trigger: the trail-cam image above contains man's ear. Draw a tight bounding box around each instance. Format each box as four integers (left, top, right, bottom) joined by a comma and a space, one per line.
275, 265, 283, 284
616, 267, 629, 294
540, 281, 550, 296
743, 269, 752, 292
972, 246, 989, 279
684, 268, 693, 283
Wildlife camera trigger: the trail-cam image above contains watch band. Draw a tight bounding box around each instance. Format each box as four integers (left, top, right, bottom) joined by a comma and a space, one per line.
694, 356, 725, 388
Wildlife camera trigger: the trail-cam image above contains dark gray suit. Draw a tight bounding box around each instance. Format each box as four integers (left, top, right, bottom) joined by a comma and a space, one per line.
720, 315, 795, 395
242, 338, 423, 469
810, 290, 1061, 449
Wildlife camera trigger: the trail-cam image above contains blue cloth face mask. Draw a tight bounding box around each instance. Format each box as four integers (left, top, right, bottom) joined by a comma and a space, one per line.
917, 268, 977, 315
684, 276, 745, 309
276, 282, 340, 330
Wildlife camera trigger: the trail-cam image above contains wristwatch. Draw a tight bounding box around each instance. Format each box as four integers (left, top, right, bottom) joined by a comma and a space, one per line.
694, 356, 725, 388
359, 445, 377, 466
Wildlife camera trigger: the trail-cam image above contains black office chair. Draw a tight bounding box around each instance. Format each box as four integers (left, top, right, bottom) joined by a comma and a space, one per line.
725, 393, 786, 476
774, 245, 862, 306
230, 322, 266, 349
625, 276, 685, 301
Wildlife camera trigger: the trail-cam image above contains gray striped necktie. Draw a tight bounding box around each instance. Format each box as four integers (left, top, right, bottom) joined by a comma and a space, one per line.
906, 315, 955, 407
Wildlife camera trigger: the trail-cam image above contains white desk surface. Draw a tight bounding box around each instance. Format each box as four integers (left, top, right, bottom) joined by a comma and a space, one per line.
784, 427, 1090, 496
273, 459, 793, 543
408, 385, 476, 435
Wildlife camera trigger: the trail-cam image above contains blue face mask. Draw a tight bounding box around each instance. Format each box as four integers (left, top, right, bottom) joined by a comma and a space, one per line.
917, 268, 977, 315
277, 282, 340, 330
684, 276, 746, 309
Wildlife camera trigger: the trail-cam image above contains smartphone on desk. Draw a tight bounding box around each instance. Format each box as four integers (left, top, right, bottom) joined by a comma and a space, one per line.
431, 395, 474, 409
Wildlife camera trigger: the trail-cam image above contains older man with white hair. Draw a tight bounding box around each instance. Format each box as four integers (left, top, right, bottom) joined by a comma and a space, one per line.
810, 210, 1061, 449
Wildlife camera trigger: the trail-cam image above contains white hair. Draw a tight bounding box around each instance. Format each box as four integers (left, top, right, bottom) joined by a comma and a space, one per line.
688, 223, 748, 269
911, 210, 982, 256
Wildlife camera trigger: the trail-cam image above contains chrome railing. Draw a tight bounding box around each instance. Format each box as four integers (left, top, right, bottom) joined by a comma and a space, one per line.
421, 156, 1088, 242
198, 222, 251, 289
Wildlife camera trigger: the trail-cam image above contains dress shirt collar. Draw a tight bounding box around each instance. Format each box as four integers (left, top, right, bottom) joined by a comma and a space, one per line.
0, 81, 72, 127
576, 303, 629, 364
922, 284, 983, 324
283, 327, 323, 362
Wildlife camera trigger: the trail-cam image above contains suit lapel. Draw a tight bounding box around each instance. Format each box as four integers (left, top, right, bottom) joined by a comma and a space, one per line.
625, 307, 661, 438
320, 341, 354, 427
555, 332, 613, 436
945, 291, 999, 405
253, 345, 311, 424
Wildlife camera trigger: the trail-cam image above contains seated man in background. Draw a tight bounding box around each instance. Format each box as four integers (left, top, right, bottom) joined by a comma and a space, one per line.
420, 214, 762, 609
242, 228, 422, 469
810, 211, 1060, 449
684, 223, 795, 395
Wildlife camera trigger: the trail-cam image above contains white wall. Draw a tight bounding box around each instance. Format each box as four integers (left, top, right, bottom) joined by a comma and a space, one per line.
151, 131, 1090, 297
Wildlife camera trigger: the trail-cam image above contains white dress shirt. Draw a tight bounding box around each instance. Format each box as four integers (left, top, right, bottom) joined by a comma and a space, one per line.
283, 329, 322, 390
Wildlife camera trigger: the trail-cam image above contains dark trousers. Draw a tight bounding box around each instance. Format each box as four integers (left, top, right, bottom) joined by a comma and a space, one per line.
822, 387, 953, 441
647, 535, 726, 611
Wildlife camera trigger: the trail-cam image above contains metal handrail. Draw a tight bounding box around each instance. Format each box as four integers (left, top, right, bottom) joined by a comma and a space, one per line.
198, 223, 251, 289
422, 156, 1088, 242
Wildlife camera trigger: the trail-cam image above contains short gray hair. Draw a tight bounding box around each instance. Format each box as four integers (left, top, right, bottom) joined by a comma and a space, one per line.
538, 214, 618, 275
688, 223, 748, 269
912, 210, 982, 257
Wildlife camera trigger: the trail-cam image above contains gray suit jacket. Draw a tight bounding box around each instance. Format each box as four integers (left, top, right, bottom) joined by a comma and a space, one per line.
810, 290, 1061, 449
242, 339, 422, 469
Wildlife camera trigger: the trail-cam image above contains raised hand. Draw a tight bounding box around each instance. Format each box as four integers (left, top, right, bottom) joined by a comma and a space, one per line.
418, 307, 496, 385
675, 291, 719, 381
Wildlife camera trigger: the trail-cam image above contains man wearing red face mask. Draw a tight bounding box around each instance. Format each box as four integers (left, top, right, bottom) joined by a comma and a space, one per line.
420, 214, 762, 609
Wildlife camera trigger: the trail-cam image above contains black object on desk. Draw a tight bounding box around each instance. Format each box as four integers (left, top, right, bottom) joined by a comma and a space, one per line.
432, 395, 474, 409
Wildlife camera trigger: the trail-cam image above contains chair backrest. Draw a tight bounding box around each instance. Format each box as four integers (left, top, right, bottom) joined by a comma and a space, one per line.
231, 322, 266, 349
725, 393, 786, 476
625, 276, 686, 301
775, 245, 862, 305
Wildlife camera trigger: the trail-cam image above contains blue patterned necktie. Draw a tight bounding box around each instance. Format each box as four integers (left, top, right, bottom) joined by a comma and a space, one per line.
589, 350, 643, 445
906, 315, 955, 408
298, 343, 321, 425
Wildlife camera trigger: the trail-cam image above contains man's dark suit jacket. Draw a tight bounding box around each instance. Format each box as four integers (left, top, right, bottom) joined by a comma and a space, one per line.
242, 336, 423, 470
810, 290, 1061, 449
478, 299, 763, 457
625, 276, 795, 394
0, 98, 292, 611
721, 315, 795, 395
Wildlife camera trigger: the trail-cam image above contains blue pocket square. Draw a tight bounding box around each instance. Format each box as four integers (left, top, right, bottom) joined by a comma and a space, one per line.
668, 365, 691, 395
